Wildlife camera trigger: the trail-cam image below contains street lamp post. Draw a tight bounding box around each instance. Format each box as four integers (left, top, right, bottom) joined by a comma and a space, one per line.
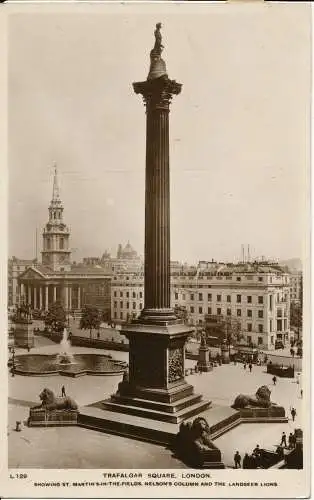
11, 346, 15, 377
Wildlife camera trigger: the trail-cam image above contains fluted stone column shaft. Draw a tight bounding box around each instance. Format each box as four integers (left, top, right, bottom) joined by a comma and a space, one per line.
133, 77, 181, 323
144, 105, 170, 310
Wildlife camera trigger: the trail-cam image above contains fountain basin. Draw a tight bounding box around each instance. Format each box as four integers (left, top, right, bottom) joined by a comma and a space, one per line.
13, 353, 127, 378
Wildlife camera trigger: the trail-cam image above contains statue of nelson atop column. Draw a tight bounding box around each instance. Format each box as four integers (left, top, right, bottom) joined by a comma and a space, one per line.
147, 23, 168, 81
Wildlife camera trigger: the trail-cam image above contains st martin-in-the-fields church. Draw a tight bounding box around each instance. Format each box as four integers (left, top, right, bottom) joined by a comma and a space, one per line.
17, 165, 111, 316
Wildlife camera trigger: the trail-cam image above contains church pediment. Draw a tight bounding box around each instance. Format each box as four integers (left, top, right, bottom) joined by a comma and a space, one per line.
19, 267, 46, 280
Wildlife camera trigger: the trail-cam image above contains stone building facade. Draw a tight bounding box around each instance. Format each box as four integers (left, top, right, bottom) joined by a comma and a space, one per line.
111, 261, 291, 350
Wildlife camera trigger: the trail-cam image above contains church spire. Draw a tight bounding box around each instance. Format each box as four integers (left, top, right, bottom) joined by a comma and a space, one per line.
52, 162, 60, 202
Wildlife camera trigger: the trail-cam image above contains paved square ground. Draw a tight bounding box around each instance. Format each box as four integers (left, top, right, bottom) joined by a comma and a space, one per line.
8, 336, 304, 468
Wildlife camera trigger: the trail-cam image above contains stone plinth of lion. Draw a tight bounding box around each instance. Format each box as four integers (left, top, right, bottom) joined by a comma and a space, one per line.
232, 385, 275, 409
33, 388, 78, 411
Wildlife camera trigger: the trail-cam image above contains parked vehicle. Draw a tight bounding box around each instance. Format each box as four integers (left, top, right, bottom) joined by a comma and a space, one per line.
275, 340, 284, 350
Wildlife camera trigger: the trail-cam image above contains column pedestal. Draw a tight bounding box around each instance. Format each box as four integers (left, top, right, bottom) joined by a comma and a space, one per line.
197, 343, 213, 373
103, 322, 211, 424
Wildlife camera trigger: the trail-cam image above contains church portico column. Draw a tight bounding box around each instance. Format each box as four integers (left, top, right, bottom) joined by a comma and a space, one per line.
45, 285, 49, 311
39, 287, 43, 310
77, 286, 81, 310
20, 283, 24, 304
33, 286, 37, 309
69, 286, 72, 310
64, 285, 69, 310
53, 285, 57, 303
28, 286, 32, 307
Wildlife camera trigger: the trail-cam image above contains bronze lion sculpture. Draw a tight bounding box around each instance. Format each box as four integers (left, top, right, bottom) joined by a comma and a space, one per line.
177, 417, 219, 452
34, 388, 78, 411
232, 385, 274, 409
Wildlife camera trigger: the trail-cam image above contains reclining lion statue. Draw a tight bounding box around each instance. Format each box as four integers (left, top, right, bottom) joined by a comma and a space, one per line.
176, 417, 219, 452
232, 385, 275, 409
33, 388, 78, 411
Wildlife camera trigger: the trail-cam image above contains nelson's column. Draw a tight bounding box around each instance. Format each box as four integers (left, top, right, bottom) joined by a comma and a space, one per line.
102, 25, 211, 439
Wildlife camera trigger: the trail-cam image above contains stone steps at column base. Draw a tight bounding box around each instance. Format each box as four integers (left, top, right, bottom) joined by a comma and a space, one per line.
78, 406, 179, 446
102, 398, 211, 424
110, 393, 204, 414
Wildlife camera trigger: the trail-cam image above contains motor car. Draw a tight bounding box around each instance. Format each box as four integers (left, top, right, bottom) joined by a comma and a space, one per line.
275, 340, 284, 350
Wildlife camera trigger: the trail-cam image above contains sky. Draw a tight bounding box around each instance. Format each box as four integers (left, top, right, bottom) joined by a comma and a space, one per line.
8, 3, 311, 264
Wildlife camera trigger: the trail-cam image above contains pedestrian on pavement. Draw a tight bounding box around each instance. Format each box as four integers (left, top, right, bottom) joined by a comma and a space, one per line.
272, 375, 277, 385
280, 432, 287, 448
244, 363, 246, 370
234, 451, 241, 469
288, 433, 294, 449
248, 363, 252, 373
300, 388, 303, 398
290, 407, 297, 422
61, 385, 66, 397
290, 348, 295, 358
242, 453, 250, 469
291, 432, 297, 448
264, 354, 268, 365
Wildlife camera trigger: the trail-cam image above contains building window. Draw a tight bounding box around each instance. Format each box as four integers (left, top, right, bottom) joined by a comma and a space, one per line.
198, 293, 203, 301
120, 291, 123, 297
120, 301, 123, 308
258, 324, 264, 333
258, 336, 263, 345
114, 291, 117, 297
258, 310, 263, 318
258, 296, 263, 304
190, 306, 195, 313
277, 319, 282, 331
120, 312, 123, 320
126, 292, 129, 298
132, 292, 136, 298
208, 293, 212, 301
114, 312, 117, 319
60, 238, 64, 249
207, 307, 212, 315
269, 295, 273, 311
133, 302, 136, 310
237, 309, 241, 317
236, 277, 241, 281
139, 303, 142, 309
247, 309, 252, 317
247, 335, 252, 343
190, 294, 194, 301
277, 308, 282, 318
114, 301, 117, 308
227, 295, 231, 303
236, 294, 241, 303
217, 308, 221, 315
217, 295, 221, 302
258, 277, 263, 282
199, 306, 203, 314
247, 323, 252, 332
126, 302, 129, 309
270, 319, 273, 332
139, 292, 143, 298
175, 292, 178, 300
247, 296, 252, 303
227, 308, 231, 316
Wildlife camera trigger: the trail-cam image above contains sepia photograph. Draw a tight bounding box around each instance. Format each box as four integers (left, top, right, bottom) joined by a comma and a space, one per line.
1, 1, 311, 498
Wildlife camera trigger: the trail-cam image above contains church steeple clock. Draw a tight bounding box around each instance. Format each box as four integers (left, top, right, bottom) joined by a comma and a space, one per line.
41, 163, 71, 271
